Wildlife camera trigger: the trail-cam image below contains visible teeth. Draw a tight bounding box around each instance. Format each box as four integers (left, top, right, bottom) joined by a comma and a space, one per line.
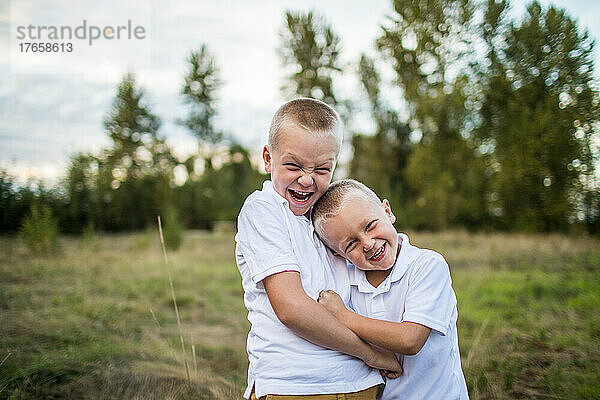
370, 244, 384, 260
290, 189, 312, 200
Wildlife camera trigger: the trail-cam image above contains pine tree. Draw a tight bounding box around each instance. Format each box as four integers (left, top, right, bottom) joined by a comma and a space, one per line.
101, 73, 175, 230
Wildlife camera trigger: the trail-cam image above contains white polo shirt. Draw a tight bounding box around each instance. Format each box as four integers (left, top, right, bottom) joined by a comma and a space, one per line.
235, 181, 382, 399
348, 233, 469, 400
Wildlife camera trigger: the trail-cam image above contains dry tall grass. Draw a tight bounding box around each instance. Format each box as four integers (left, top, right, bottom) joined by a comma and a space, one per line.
1, 230, 598, 399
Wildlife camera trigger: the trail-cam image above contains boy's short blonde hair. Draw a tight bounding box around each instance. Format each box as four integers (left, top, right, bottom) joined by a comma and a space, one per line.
269, 98, 343, 154
312, 179, 382, 238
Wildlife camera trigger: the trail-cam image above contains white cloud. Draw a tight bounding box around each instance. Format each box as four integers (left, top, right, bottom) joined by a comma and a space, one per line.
1, 0, 598, 183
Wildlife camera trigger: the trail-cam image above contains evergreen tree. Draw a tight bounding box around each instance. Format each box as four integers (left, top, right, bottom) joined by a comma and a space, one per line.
101, 73, 175, 230
104, 73, 173, 177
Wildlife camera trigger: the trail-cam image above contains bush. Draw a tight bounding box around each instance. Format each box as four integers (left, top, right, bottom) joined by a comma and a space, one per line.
163, 205, 184, 251
19, 204, 61, 255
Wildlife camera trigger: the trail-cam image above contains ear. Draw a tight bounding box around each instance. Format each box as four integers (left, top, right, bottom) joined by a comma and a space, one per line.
262, 145, 272, 173
382, 199, 396, 224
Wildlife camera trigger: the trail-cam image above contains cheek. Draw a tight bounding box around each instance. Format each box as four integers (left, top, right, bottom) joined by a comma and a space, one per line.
274, 167, 294, 182
315, 174, 332, 190
346, 250, 362, 266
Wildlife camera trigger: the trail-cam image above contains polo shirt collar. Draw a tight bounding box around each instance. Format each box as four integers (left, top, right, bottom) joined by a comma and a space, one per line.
263, 180, 287, 206
262, 180, 314, 230
349, 233, 419, 293
389, 233, 419, 282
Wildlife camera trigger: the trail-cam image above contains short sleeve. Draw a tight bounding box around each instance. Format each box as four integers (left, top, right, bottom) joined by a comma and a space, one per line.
402, 253, 456, 336
236, 199, 300, 284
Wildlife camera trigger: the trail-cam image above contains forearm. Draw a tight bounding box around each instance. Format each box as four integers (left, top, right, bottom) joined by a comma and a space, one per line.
279, 295, 375, 361
340, 310, 431, 355
263, 272, 398, 371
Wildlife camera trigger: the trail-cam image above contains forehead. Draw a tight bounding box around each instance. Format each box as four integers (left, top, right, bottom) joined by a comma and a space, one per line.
277, 126, 338, 161
322, 196, 382, 233
339, 195, 382, 218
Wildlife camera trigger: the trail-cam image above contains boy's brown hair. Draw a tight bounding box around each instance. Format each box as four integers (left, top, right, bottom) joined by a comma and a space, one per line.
268, 98, 343, 154
312, 179, 382, 238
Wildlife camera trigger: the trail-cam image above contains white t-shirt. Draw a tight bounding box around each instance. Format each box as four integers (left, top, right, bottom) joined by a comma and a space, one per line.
348, 233, 469, 400
235, 181, 382, 398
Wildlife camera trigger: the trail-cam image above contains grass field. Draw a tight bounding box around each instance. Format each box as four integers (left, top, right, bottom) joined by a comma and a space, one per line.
1, 230, 599, 399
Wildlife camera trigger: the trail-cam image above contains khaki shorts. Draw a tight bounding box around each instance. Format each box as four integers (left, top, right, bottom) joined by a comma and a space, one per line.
250, 385, 380, 400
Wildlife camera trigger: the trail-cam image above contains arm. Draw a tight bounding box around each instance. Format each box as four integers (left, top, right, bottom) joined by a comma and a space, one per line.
319, 290, 431, 356
263, 271, 401, 373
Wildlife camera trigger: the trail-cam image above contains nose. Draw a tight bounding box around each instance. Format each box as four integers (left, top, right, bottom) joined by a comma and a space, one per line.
363, 237, 376, 252
297, 172, 314, 187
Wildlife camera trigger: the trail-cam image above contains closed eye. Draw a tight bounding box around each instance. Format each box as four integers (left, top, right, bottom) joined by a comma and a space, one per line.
284, 163, 300, 170
365, 219, 377, 231
345, 240, 357, 253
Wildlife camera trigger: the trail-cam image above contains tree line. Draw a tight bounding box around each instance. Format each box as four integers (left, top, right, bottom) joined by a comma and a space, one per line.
2, 0, 599, 236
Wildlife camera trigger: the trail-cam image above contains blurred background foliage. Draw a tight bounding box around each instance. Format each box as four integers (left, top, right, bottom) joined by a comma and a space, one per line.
1, 0, 599, 236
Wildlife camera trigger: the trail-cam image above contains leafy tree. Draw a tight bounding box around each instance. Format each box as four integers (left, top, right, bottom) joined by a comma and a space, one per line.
476, 1, 600, 231
0, 170, 27, 233
180, 45, 223, 170
350, 54, 413, 225
173, 145, 265, 228
377, 0, 489, 229
62, 153, 95, 233
279, 10, 343, 107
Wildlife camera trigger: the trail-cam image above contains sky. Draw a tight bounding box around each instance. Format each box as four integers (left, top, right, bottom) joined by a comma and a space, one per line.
1, 0, 599, 183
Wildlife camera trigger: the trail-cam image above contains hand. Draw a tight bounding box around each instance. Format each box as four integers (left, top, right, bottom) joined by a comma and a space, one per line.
380, 368, 402, 379
365, 346, 402, 375
317, 290, 347, 320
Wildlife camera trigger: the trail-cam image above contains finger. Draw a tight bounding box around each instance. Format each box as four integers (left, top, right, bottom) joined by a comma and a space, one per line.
386, 370, 401, 379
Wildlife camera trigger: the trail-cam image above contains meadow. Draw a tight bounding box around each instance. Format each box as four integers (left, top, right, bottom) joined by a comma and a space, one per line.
1, 230, 598, 399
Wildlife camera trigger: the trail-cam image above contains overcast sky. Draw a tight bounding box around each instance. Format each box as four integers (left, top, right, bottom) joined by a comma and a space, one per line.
1, 0, 599, 183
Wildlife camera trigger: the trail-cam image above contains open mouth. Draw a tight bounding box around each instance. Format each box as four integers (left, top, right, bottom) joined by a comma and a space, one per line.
289, 189, 314, 204
369, 243, 386, 262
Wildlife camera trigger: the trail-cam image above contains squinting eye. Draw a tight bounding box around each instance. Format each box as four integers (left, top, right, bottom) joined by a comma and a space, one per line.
365, 220, 377, 231
316, 168, 331, 174
284, 164, 300, 170
345, 240, 357, 253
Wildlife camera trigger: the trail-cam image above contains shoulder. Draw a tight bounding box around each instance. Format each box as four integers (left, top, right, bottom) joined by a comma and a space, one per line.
239, 188, 283, 221
409, 248, 450, 281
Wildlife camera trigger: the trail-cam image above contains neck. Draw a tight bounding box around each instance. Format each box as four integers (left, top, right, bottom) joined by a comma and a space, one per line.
366, 269, 392, 287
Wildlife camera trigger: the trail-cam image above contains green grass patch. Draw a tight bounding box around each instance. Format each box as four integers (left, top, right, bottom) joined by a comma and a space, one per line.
0, 230, 598, 399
